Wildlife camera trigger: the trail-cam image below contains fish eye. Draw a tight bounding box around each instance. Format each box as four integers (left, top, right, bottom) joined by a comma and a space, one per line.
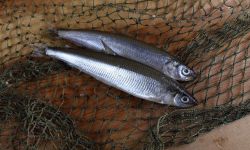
181, 68, 190, 76
181, 96, 189, 103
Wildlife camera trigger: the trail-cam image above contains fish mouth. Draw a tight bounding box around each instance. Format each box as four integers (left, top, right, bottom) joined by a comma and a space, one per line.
184, 100, 198, 107
191, 97, 198, 105
191, 71, 197, 79
186, 95, 198, 106
183, 71, 197, 81
181, 101, 198, 108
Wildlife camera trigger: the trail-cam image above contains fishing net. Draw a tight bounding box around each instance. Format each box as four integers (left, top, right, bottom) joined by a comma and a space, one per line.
0, 0, 250, 149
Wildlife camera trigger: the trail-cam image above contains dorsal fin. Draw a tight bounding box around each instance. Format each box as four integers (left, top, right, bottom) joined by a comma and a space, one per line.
101, 40, 117, 55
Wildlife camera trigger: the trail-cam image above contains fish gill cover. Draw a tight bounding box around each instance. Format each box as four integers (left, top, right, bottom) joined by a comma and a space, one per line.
0, 0, 250, 149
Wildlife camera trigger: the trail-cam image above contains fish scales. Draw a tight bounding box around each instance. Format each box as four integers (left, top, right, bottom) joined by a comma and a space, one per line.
55, 30, 196, 81
45, 47, 197, 107
46, 48, 161, 100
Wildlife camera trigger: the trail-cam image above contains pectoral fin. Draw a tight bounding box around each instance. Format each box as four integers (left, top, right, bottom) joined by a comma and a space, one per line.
101, 40, 117, 55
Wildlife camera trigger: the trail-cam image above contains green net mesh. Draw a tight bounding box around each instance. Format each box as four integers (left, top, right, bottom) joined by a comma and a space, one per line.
0, 0, 250, 149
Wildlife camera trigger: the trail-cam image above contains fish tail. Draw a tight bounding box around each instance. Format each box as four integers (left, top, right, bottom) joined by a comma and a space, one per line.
30, 43, 47, 57
31, 48, 46, 57
47, 28, 60, 38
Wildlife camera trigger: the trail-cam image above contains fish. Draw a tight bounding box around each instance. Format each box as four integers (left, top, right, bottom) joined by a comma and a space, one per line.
52, 29, 196, 81
44, 47, 197, 107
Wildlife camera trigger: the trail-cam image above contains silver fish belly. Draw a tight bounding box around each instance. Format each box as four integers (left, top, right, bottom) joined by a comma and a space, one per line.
45, 47, 197, 107
54, 30, 196, 81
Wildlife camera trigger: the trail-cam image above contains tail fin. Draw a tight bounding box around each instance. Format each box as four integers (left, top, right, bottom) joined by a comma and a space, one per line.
31, 48, 46, 57
30, 43, 47, 57
47, 28, 59, 37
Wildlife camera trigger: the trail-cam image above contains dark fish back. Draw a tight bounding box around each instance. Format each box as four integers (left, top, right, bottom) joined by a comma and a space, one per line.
53, 47, 165, 80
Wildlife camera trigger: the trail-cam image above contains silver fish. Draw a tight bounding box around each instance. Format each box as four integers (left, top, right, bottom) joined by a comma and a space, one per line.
53, 29, 196, 81
44, 47, 197, 107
